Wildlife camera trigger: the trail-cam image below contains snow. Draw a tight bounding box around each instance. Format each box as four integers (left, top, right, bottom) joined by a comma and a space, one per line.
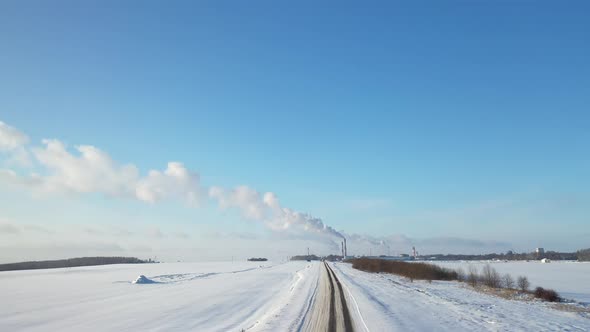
330, 262, 590, 331
0, 261, 320, 332
0, 260, 588, 331
431, 261, 590, 304
132, 275, 157, 284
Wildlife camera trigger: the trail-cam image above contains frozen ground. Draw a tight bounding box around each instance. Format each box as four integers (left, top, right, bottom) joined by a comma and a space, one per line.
0, 261, 588, 331
331, 262, 590, 331
432, 261, 590, 304
0, 261, 319, 332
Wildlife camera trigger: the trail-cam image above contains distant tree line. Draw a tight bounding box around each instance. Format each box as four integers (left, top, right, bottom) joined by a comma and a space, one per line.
578, 248, 590, 261
418, 250, 579, 261
323, 255, 343, 262
0, 257, 151, 272
290, 255, 320, 261
247, 257, 268, 262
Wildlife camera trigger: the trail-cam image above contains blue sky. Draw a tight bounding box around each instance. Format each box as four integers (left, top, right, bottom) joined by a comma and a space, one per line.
1, 1, 589, 261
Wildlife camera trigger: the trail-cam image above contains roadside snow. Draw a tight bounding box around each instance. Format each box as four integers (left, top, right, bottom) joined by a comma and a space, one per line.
433, 261, 590, 304
331, 262, 590, 331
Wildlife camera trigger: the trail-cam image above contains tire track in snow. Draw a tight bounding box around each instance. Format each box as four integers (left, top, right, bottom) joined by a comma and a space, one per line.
300, 261, 355, 332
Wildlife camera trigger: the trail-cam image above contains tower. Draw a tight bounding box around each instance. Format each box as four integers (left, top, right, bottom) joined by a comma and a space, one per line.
344, 238, 347, 257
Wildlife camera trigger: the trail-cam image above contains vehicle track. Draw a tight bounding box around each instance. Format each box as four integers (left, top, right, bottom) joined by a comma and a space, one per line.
300, 262, 354, 332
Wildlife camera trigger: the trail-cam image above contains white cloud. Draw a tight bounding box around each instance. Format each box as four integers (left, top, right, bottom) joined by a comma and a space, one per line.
32, 139, 140, 196
136, 162, 201, 205
209, 185, 268, 220
0, 121, 29, 151
2, 136, 203, 205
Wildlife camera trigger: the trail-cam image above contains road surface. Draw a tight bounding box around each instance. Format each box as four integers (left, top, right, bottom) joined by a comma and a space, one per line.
300, 261, 354, 332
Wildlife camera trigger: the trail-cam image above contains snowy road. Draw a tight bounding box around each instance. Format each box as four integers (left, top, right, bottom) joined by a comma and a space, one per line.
300, 261, 354, 332
1, 261, 589, 331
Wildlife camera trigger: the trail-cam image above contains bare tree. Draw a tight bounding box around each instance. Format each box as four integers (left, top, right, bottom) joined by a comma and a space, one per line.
503, 273, 515, 289
467, 264, 479, 287
481, 264, 501, 288
455, 267, 465, 282
517, 276, 530, 292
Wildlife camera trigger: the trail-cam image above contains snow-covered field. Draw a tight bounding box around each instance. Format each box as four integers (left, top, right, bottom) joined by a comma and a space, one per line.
431, 261, 590, 304
332, 262, 590, 331
0, 261, 319, 332
1, 261, 588, 331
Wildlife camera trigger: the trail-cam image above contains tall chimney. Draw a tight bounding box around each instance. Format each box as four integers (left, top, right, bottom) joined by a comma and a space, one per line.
344, 238, 347, 258
341, 241, 344, 258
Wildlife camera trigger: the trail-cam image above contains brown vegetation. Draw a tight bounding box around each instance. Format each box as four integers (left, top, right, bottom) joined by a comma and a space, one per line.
517, 276, 530, 292
534, 287, 561, 302
481, 264, 501, 288
349, 258, 563, 304
350, 258, 458, 281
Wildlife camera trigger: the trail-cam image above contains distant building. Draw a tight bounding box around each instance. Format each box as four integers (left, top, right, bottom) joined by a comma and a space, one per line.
536, 248, 545, 256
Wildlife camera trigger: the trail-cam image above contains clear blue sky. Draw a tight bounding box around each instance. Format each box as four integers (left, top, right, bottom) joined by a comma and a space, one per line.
1, 1, 589, 260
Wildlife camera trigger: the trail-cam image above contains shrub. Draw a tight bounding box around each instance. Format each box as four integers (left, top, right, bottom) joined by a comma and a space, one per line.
503, 273, 515, 289
349, 258, 459, 281
467, 265, 479, 287
578, 248, 590, 262
455, 267, 465, 282
517, 276, 530, 292
534, 287, 561, 302
481, 264, 501, 288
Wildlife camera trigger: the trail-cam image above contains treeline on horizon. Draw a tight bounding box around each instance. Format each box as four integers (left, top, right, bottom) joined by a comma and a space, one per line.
290, 254, 349, 262
419, 248, 590, 261
289, 248, 590, 262
0, 257, 152, 272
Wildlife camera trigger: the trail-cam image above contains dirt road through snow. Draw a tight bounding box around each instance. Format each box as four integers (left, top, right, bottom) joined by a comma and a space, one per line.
300, 261, 354, 332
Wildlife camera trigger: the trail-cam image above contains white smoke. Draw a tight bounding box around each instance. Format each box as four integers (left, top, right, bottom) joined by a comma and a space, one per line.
0, 120, 343, 243
209, 186, 344, 241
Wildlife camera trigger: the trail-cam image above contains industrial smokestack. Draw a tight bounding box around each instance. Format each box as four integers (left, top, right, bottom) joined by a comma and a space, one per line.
341, 241, 344, 258
344, 238, 347, 258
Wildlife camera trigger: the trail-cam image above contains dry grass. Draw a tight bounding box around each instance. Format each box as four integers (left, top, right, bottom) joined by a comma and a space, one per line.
350, 258, 458, 281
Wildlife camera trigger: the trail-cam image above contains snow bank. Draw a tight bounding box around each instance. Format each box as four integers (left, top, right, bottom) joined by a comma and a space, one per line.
132, 275, 156, 284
